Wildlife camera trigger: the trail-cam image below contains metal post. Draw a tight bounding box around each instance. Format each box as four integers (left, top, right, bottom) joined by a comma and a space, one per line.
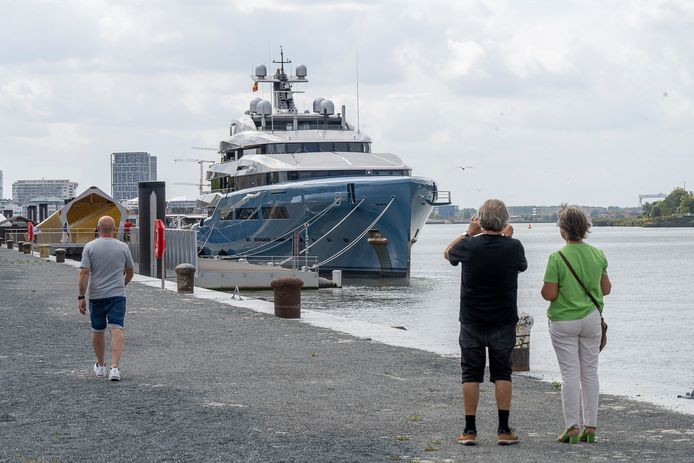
138, 181, 165, 277
161, 251, 166, 289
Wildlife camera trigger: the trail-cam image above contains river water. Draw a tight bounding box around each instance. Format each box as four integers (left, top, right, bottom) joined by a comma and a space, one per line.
259, 223, 694, 414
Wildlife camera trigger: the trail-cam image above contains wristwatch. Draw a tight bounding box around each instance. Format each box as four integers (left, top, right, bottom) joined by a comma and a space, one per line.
78, 295, 85, 300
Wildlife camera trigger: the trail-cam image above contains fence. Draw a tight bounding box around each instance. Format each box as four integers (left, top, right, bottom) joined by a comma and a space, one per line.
1, 227, 103, 246
128, 227, 198, 277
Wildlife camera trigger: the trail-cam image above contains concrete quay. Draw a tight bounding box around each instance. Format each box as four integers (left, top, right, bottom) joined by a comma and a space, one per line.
1, 247, 693, 462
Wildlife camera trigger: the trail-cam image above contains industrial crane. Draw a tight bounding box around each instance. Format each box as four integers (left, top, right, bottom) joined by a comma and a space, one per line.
174, 158, 215, 195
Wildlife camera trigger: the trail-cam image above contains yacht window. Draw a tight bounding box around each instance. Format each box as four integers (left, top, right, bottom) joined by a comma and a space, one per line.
235, 208, 259, 220
334, 142, 349, 151
220, 207, 234, 221
285, 123, 293, 131
262, 206, 290, 219
349, 142, 363, 152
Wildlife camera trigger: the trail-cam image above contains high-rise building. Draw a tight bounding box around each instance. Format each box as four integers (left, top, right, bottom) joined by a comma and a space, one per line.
111, 152, 158, 201
12, 179, 78, 205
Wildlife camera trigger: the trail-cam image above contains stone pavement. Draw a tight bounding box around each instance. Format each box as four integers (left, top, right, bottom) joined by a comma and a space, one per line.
1, 247, 692, 462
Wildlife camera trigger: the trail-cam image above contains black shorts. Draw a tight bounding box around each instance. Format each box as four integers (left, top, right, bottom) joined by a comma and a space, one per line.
459, 323, 516, 383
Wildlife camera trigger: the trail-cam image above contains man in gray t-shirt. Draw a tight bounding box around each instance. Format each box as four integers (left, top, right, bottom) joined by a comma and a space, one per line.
79, 216, 134, 381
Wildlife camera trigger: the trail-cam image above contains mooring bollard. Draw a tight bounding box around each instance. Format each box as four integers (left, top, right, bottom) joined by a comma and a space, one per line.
512, 312, 534, 372
55, 248, 66, 263
16, 241, 24, 252
175, 263, 196, 294
271, 276, 304, 319
39, 244, 50, 258
22, 242, 32, 254
6, 239, 13, 250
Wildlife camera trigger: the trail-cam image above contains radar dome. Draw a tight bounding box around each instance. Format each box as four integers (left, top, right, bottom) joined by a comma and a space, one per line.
256, 99, 272, 116
296, 65, 307, 78
249, 97, 262, 113
319, 99, 335, 115
312, 97, 325, 114
254, 64, 267, 78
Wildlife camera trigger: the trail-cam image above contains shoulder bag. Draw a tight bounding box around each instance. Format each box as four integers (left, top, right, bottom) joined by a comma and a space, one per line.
557, 251, 608, 352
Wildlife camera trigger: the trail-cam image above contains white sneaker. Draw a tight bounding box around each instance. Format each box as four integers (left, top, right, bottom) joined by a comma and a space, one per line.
93, 363, 106, 378
109, 367, 121, 381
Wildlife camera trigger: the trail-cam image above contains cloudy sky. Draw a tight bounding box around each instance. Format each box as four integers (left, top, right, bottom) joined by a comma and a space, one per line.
1, 0, 693, 207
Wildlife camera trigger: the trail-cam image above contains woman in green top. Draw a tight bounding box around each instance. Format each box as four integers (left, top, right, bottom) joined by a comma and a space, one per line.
541, 206, 612, 444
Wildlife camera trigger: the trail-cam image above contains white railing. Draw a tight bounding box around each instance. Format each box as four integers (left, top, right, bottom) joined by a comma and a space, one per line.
2, 227, 109, 246
205, 254, 319, 271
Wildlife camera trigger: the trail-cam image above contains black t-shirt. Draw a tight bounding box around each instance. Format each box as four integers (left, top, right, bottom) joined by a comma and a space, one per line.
448, 234, 528, 326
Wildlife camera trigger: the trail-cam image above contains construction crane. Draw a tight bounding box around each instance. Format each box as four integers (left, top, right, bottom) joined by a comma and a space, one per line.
174, 159, 215, 195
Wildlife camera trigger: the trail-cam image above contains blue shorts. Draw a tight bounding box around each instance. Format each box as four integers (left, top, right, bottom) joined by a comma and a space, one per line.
89, 296, 126, 331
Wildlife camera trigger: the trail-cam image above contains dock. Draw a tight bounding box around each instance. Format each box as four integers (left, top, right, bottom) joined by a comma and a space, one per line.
1, 246, 693, 462
196, 257, 340, 289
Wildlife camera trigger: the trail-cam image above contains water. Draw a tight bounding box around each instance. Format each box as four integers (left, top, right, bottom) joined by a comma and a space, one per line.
257, 223, 694, 414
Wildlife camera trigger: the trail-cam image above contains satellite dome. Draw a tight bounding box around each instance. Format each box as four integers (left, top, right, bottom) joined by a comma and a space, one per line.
319, 99, 335, 115
256, 99, 272, 116
312, 97, 325, 114
249, 97, 262, 113
296, 65, 307, 78
254, 64, 267, 78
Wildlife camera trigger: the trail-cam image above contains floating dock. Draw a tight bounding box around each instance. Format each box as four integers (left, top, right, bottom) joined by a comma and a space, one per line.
196, 257, 340, 289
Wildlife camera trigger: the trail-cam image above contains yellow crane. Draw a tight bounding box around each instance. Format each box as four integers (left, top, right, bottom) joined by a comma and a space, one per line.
174, 159, 215, 195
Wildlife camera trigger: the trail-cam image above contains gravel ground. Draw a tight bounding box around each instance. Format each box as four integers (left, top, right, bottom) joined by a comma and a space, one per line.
1, 247, 693, 463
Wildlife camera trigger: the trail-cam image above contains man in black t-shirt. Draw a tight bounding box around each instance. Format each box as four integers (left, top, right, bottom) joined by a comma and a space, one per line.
444, 199, 527, 446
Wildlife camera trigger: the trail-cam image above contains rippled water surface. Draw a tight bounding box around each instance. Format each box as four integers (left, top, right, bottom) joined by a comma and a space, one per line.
257, 223, 694, 413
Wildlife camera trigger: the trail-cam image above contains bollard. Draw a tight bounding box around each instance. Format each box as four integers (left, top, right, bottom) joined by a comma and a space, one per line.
512, 312, 534, 372
17, 241, 24, 252
22, 242, 32, 254
39, 244, 50, 258
55, 248, 66, 263
6, 239, 13, 250
271, 276, 303, 318
175, 263, 196, 294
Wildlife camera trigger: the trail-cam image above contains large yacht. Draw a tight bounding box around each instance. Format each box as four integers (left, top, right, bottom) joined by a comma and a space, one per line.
198, 50, 449, 279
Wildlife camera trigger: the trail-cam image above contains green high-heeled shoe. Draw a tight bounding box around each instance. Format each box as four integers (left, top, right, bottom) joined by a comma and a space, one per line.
557, 427, 580, 444
579, 427, 596, 443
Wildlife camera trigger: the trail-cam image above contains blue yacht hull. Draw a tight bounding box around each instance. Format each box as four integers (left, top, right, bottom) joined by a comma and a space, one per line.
197, 176, 436, 278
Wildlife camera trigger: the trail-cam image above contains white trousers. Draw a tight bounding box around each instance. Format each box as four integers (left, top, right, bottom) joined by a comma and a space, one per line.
549, 309, 601, 428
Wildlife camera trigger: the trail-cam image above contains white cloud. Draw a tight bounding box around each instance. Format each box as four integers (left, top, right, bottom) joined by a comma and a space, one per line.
1, 1, 694, 205
444, 40, 486, 78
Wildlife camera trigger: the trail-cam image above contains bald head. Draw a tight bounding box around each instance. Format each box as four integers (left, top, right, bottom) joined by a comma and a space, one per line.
98, 216, 115, 236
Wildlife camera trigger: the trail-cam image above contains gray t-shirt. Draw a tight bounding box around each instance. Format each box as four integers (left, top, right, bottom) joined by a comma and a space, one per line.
80, 238, 134, 299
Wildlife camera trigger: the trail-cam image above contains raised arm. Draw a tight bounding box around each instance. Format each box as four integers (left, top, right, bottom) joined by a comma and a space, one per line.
444, 217, 482, 260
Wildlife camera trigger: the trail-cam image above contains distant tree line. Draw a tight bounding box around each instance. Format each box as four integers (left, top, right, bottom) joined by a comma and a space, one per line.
642, 187, 694, 218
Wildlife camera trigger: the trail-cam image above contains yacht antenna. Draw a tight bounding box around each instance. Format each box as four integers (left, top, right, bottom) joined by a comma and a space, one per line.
355, 42, 361, 134
273, 45, 291, 74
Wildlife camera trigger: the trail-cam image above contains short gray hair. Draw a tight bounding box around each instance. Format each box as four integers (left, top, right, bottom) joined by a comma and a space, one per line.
478, 199, 509, 232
